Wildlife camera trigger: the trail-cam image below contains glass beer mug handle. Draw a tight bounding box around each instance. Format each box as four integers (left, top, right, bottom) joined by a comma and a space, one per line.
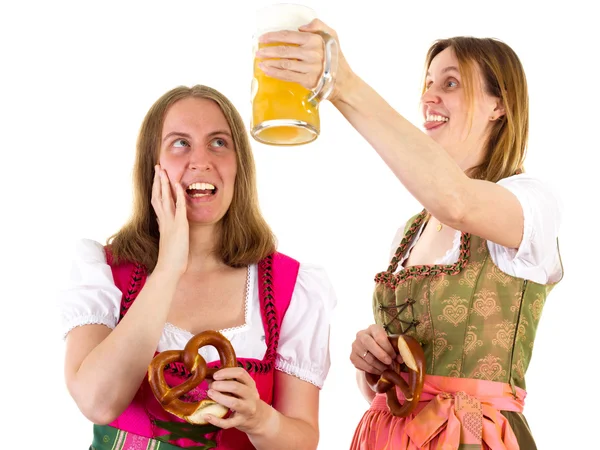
307, 31, 338, 104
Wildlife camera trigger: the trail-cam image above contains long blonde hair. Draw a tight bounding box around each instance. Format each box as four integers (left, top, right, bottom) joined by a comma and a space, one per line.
424, 37, 528, 182
108, 85, 276, 271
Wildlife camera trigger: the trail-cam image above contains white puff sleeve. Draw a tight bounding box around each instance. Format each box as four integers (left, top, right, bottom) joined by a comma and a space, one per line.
489, 174, 564, 284
275, 263, 337, 389
57, 239, 122, 339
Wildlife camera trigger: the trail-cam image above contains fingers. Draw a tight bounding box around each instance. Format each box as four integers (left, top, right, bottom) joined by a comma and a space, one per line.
258, 57, 314, 74
151, 165, 164, 226
209, 380, 252, 402
256, 22, 338, 95
152, 164, 187, 231
256, 18, 347, 102
206, 368, 259, 429
258, 64, 316, 89
299, 18, 338, 38
174, 182, 187, 219
351, 353, 385, 375
368, 324, 397, 358
256, 34, 323, 91
152, 165, 161, 202
350, 325, 401, 374
256, 42, 322, 61
350, 339, 388, 374
159, 167, 175, 215
212, 367, 254, 385
204, 411, 241, 429
210, 368, 257, 403
359, 329, 394, 364
258, 29, 320, 47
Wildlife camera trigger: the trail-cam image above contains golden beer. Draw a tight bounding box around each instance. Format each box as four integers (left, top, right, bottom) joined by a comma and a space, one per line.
251, 43, 320, 146
250, 4, 337, 146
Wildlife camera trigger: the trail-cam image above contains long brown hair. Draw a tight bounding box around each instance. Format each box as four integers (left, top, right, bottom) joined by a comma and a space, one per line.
108, 85, 276, 271
423, 37, 528, 182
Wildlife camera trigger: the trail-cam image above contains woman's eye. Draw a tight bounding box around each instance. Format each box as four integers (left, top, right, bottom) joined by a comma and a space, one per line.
173, 138, 189, 148
211, 138, 227, 148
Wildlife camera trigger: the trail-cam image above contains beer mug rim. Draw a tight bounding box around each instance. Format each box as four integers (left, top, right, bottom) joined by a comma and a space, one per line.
255, 3, 316, 36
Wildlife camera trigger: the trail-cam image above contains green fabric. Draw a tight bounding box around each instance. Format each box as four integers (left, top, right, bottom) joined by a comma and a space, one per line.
373, 210, 561, 390
91, 425, 167, 450
90, 424, 219, 450
501, 411, 538, 450
373, 210, 561, 447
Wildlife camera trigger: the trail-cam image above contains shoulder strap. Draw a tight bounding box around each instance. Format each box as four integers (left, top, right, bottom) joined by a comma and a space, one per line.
256, 252, 300, 366
104, 246, 147, 321
260, 252, 300, 327
403, 211, 423, 234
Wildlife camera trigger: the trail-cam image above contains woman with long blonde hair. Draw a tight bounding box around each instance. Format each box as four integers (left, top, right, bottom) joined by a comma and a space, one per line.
258, 22, 562, 449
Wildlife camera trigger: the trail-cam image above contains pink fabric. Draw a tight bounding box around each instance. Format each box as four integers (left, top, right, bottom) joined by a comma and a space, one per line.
350, 373, 525, 450
105, 250, 300, 449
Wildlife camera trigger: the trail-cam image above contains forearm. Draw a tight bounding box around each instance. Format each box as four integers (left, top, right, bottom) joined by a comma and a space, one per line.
356, 369, 376, 404
247, 402, 319, 450
332, 73, 469, 222
71, 269, 180, 422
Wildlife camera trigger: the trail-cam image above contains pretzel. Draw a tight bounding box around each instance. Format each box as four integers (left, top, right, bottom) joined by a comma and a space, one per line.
365, 334, 425, 417
148, 330, 237, 425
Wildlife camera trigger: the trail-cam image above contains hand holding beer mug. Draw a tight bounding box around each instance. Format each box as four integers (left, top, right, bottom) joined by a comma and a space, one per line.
252, 4, 338, 146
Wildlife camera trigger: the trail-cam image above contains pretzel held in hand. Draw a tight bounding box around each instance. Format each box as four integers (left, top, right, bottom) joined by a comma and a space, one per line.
365, 334, 425, 417
148, 330, 237, 424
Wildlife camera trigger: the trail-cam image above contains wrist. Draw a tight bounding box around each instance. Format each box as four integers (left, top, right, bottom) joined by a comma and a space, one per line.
330, 66, 361, 106
247, 401, 280, 440
149, 265, 183, 286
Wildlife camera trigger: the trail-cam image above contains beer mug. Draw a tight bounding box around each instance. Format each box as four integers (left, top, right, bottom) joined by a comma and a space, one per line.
251, 4, 338, 146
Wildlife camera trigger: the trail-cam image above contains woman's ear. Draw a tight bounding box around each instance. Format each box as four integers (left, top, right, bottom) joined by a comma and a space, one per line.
490, 99, 506, 121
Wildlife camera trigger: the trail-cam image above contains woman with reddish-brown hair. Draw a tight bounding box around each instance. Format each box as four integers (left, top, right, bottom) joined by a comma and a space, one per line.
258, 21, 562, 449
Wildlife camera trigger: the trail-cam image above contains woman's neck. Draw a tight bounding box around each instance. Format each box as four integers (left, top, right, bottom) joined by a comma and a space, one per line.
186, 223, 225, 273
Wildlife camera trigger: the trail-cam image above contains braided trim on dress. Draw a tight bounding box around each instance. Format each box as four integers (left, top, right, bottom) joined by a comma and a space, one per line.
374, 209, 471, 289
119, 263, 145, 320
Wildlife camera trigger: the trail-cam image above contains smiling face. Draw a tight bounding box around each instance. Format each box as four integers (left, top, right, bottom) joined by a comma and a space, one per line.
158, 97, 237, 226
421, 47, 504, 171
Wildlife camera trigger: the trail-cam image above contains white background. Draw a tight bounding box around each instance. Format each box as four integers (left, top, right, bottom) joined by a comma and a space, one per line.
1, 0, 596, 448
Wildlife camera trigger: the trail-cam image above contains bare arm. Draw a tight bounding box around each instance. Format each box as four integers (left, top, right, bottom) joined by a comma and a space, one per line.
64, 269, 180, 424
248, 372, 320, 450
356, 369, 376, 404
348, 324, 397, 404
64, 166, 188, 424
258, 22, 525, 249
206, 370, 320, 450
332, 73, 524, 248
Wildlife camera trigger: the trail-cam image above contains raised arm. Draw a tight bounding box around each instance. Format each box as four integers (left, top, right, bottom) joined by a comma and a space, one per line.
257, 21, 525, 249
63, 167, 188, 423
329, 70, 524, 248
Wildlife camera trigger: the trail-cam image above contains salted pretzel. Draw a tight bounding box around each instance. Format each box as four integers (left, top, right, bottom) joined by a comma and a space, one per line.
148, 330, 237, 425
365, 334, 425, 417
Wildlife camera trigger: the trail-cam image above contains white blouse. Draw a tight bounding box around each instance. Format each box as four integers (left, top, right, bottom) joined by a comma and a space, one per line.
390, 174, 563, 284
57, 239, 337, 388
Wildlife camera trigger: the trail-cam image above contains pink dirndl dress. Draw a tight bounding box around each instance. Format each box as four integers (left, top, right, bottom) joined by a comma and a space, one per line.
102, 251, 300, 450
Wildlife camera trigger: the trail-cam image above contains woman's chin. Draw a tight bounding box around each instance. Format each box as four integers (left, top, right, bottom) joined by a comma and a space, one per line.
187, 213, 225, 228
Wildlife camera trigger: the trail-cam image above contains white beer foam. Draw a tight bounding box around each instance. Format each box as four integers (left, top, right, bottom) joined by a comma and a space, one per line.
256, 4, 316, 35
